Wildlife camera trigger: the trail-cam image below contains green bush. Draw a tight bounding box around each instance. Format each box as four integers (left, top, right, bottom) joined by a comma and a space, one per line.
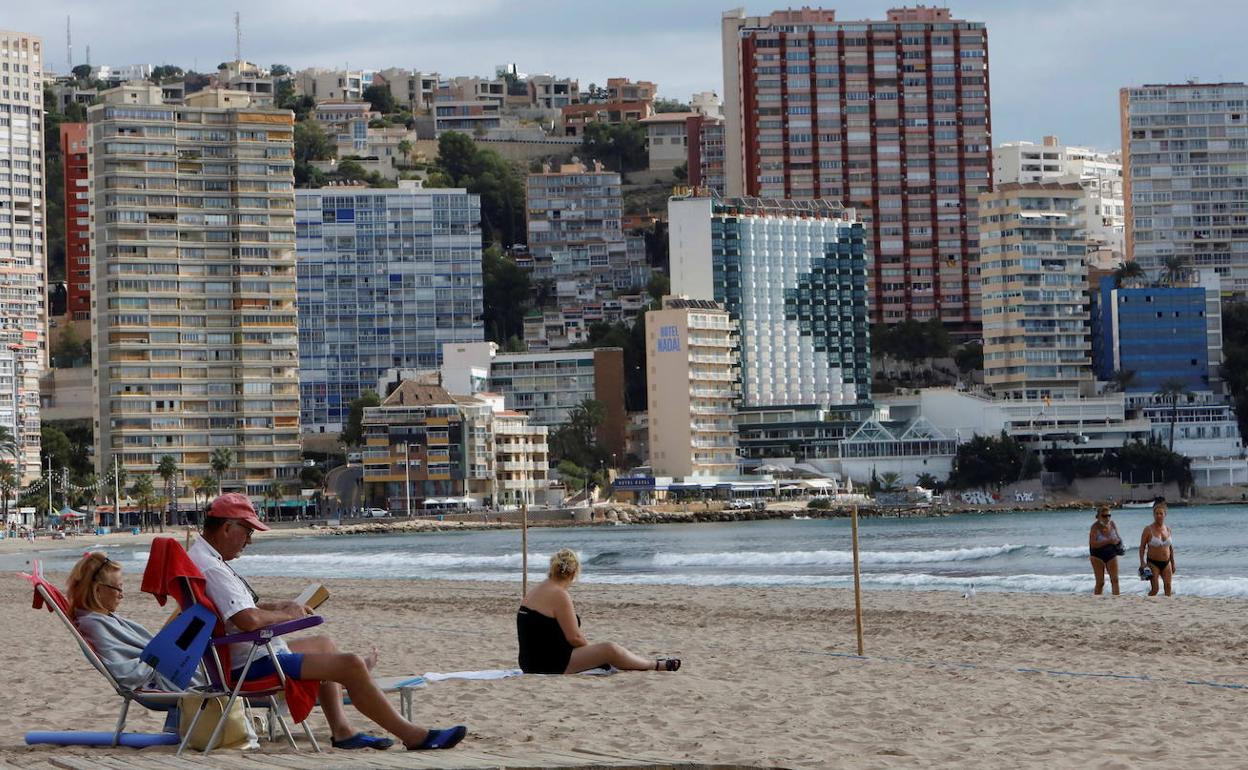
807, 497, 832, 510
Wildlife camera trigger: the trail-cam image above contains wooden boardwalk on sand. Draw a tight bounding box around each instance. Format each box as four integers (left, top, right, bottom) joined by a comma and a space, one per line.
0, 746, 778, 770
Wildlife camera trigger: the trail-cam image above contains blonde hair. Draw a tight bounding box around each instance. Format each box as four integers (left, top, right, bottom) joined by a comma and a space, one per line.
1096, 505, 1111, 518
547, 549, 580, 582
67, 552, 121, 614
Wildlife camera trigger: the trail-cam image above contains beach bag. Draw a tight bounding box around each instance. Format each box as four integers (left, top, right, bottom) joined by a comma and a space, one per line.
1113, 542, 1126, 556
178, 694, 258, 750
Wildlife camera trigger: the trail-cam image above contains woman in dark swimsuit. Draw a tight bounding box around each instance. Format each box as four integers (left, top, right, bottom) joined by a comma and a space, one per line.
1088, 505, 1122, 595
516, 549, 681, 674
1139, 499, 1176, 597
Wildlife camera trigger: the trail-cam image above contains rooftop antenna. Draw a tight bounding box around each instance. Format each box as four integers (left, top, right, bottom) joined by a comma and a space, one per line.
85, 44, 90, 68
234, 11, 242, 63
66, 15, 72, 71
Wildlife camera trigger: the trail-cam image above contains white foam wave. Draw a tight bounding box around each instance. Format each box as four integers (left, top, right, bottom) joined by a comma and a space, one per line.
233, 550, 552, 571
653, 544, 1024, 568
1042, 546, 1091, 559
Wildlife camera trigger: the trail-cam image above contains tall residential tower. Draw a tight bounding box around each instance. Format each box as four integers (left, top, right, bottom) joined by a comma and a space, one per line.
722, 6, 991, 329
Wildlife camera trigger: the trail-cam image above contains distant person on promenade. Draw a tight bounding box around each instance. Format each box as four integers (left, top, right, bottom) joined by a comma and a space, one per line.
1088, 505, 1123, 595
191, 493, 467, 751
516, 548, 681, 674
1139, 498, 1176, 597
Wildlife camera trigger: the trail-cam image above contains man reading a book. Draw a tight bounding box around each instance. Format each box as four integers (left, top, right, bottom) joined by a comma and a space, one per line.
190, 493, 467, 751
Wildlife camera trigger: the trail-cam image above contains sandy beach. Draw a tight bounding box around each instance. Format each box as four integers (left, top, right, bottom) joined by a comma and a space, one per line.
3, 561, 1248, 769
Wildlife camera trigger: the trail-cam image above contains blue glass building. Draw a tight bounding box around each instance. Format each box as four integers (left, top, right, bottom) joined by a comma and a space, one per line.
295, 183, 484, 433
1091, 276, 1210, 392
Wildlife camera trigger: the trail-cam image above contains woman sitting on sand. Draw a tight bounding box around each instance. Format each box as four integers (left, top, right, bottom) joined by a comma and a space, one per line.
1088, 505, 1122, 595
67, 551, 207, 690
516, 549, 681, 674
1139, 499, 1176, 597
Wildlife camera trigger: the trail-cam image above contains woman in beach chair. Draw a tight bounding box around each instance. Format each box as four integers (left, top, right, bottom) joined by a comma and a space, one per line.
67, 551, 208, 692
516, 548, 681, 674
1088, 505, 1123, 595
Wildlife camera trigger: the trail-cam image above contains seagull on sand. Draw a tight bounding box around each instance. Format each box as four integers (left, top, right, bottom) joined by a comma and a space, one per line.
962, 583, 976, 600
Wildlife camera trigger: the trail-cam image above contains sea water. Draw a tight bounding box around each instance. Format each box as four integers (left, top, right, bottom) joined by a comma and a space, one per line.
10, 505, 1248, 598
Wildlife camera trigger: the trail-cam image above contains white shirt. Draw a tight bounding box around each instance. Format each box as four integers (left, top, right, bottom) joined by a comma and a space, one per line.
188, 537, 289, 668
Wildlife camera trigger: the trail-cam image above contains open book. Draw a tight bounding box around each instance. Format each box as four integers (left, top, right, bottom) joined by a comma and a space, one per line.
295, 582, 330, 610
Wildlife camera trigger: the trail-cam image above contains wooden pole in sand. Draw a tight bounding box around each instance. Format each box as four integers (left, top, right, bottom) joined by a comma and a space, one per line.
521, 500, 529, 596
851, 504, 864, 655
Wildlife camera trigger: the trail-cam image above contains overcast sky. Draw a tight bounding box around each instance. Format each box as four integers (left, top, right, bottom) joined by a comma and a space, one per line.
10, 1, 1247, 149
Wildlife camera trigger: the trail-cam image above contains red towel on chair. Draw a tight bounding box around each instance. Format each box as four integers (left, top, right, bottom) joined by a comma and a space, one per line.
141, 537, 319, 722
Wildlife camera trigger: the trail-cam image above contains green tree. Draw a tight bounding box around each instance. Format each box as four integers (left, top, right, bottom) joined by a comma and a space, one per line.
581, 122, 648, 174
264, 482, 283, 522
130, 475, 157, 532
0, 424, 19, 465
52, 324, 90, 367
548, 399, 609, 471
341, 391, 381, 447
0, 461, 16, 527
270, 63, 291, 77
1160, 255, 1188, 286
915, 472, 940, 490
71, 64, 93, 81
646, 272, 670, 305
210, 448, 234, 495
954, 341, 984, 375
948, 432, 1038, 489
1103, 439, 1193, 494
653, 98, 692, 113
482, 246, 532, 344
1113, 260, 1145, 288
363, 84, 398, 115
878, 472, 902, 492
1109, 369, 1138, 394
1223, 301, 1248, 437
397, 139, 413, 166
157, 454, 178, 529
295, 119, 336, 163
192, 474, 217, 513
1156, 379, 1193, 452
431, 133, 526, 246
149, 65, 184, 83
40, 424, 74, 476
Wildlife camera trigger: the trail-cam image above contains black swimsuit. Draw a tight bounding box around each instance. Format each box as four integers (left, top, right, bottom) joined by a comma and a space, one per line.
516, 606, 579, 674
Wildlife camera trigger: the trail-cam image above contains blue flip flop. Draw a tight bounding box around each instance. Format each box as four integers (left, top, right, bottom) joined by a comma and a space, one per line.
409, 725, 467, 750
331, 732, 395, 750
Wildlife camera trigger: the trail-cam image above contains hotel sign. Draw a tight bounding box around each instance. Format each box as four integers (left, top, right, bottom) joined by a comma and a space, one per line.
656, 325, 681, 353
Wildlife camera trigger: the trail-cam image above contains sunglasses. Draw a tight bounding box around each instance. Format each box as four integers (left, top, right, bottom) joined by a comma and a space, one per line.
97, 582, 124, 594
1098, 514, 1111, 519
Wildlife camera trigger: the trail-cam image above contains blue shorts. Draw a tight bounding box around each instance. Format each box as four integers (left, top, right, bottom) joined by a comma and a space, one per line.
232, 652, 304, 682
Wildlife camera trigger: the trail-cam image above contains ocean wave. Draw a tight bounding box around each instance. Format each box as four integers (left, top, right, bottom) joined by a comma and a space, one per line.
233, 550, 549, 571
652, 544, 1025, 568
1041, 546, 1091, 559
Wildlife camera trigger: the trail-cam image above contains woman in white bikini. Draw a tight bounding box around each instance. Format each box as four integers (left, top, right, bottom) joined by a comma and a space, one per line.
1138, 499, 1176, 597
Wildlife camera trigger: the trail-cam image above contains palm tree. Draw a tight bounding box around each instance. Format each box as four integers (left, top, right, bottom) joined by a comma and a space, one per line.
397, 138, 412, 166
191, 475, 217, 514
157, 455, 178, 530
1110, 369, 1138, 394
264, 482, 283, 523
0, 461, 16, 528
879, 472, 902, 493
1113, 260, 1146, 288
1160, 255, 1188, 287
130, 475, 157, 532
1157, 379, 1193, 452
210, 448, 234, 495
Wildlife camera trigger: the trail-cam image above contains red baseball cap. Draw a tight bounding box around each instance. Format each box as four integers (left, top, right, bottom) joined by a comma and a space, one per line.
208, 493, 270, 531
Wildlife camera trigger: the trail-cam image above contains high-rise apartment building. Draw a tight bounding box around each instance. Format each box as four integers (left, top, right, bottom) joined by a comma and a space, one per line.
686, 115, 726, 197
1120, 82, 1248, 294
669, 193, 871, 407
722, 6, 991, 329
979, 182, 1092, 400
0, 29, 46, 482
525, 161, 625, 283
295, 181, 483, 435
995, 136, 1124, 260
645, 297, 739, 478
61, 123, 91, 320
90, 85, 301, 499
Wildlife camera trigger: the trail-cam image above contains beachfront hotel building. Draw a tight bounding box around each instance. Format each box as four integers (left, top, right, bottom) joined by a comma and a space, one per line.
669, 192, 871, 408
644, 297, 739, 478
440, 341, 626, 460
361, 382, 548, 511
1120, 82, 1248, 296
294, 181, 484, 435
89, 85, 301, 499
61, 122, 92, 320
979, 182, 1092, 400
720, 6, 991, 329
0, 29, 46, 483
994, 136, 1124, 261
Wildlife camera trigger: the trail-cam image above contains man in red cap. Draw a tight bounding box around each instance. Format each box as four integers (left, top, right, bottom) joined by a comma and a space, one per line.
190, 493, 466, 751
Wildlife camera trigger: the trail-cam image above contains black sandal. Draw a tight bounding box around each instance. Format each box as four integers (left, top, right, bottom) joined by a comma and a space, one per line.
655, 658, 681, 671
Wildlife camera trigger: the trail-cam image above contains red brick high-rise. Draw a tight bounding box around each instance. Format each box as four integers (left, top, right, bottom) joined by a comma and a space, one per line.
60, 123, 90, 320
721, 6, 992, 331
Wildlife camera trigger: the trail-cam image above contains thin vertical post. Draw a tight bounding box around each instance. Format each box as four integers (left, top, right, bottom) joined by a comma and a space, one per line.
403, 444, 412, 519
521, 502, 529, 596
851, 504, 864, 656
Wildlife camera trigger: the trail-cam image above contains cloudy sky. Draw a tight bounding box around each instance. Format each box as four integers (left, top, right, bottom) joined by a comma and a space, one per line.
10, 1, 1246, 149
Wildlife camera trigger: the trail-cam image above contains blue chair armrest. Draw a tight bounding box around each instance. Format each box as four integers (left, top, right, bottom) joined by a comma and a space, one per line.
215, 615, 323, 646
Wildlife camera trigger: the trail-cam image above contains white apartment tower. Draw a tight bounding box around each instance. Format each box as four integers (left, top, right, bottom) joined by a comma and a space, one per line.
0, 30, 46, 482
994, 136, 1124, 261
90, 85, 302, 501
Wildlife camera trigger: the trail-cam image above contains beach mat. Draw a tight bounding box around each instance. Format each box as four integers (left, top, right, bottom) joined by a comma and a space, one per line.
25, 731, 180, 748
